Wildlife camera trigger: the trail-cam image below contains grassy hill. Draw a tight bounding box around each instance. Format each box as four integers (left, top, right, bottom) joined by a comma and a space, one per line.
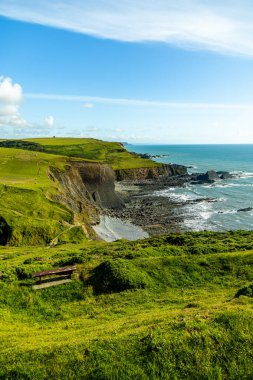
0, 230, 253, 379
0, 147, 90, 245
2, 137, 159, 170
0, 138, 158, 246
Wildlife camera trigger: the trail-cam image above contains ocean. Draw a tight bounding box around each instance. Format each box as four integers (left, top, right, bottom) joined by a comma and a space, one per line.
128, 144, 253, 231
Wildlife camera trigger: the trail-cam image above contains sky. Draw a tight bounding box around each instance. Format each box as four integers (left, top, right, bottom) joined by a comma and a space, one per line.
1, 0, 253, 143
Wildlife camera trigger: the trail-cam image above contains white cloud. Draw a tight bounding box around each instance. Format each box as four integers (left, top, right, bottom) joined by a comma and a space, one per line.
83, 103, 94, 109
25, 92, 253, 110
44, 115, 54, 127
0, 76, 55, 133
0, 76, 22, 103
0, 76, 28, 128
1, 1, 253, 56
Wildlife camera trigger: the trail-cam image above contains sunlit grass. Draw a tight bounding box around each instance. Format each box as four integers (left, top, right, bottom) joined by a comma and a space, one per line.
0, 234, 253, 378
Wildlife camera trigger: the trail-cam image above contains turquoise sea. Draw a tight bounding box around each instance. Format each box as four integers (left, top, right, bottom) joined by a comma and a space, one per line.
128, 144, 253, 231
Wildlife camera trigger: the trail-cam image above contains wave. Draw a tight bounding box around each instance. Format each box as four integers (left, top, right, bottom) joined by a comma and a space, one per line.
216, 209, 237, 215
231, 171, 253, 178
203, 182, 253, 189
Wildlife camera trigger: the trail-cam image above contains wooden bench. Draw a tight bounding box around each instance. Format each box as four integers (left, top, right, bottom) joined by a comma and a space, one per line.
32, 266, 77, 284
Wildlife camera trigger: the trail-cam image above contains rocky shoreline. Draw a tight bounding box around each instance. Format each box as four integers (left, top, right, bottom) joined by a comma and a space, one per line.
109, 169, 236, 236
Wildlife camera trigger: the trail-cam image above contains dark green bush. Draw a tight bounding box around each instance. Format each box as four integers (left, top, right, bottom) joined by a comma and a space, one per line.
0, 215, 12, 245
89, 259, 151, 293
235, 283, 253, 298
55, 254, 87, 267
15, 264, 52, 280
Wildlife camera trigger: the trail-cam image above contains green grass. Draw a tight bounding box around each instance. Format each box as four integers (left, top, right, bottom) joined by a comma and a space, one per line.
0, 147, 92, 245
0, 138, 160, 246
23, 137, 159, 169
0, 231, 253, 379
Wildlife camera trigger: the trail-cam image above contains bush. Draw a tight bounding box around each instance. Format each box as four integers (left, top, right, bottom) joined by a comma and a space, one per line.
15, 264, 52, 280
89, 259, 151, 293
235, 283, 253, 298
55, 253, 87, 267
0, 215, 12, 245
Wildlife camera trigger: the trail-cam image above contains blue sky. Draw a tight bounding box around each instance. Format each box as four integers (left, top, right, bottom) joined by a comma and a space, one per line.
1, 0, 253, 143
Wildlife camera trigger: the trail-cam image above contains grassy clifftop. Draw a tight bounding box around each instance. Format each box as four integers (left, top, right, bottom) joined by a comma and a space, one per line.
0, 138, 159, 246
0, 230, 253, 378
12, 137, 159, 170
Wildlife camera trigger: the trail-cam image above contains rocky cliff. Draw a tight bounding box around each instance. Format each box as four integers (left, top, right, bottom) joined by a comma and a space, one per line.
49, 162, 124, 226
114, 163, 187, 181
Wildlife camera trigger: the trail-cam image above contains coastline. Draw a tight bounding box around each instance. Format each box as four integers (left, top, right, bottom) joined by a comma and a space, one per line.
109, 169, 241, 237
110, 178, 186, 236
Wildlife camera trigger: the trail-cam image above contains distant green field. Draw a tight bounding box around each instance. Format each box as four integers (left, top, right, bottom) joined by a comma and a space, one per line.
0, 231, 253, 379
0, 147, 66, 189
25, 137, 158, 169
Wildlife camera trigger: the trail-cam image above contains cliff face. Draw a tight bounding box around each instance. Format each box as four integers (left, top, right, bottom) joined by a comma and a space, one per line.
114, 164, 187, 181
72, 162, 124, 209
49, 162, 124, 225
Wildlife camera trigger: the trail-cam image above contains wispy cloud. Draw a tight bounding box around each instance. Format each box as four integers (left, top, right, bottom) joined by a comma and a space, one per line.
1, 1, 253, 56
25, 92, 253, 110
83, 103, 94, 109
44, 115, 54, 127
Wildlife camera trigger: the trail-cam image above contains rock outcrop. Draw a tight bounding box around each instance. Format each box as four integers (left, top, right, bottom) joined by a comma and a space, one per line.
217, 171, 233, 180
196, 170, 220, 182
114, 164, 187, 181
49, 162, 124, 225
191, 170, 234, 184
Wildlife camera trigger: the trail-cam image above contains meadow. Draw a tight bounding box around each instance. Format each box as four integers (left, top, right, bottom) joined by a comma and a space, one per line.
0, 231, 253, 379
1, 138, 158, 170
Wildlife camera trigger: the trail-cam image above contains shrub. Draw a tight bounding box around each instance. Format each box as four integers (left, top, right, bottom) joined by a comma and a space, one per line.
15, 264, 52, 280
89, 259, 151, 293
55, 253, 87, 267
235, 283, 253, 298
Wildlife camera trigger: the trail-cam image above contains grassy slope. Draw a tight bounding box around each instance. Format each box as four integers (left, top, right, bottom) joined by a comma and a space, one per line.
25, 137, 158, 169
0, 138, 157, 245
0, 231, 253, 379
0, 147, 89, 245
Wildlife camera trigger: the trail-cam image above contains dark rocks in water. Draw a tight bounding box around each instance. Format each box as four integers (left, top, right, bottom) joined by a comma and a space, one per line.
187, 197, 219, 204
139, 153, 152, 159
132, 152, 152, 159
217, 171, 233, 179
132, 152, 169, 159
190, 170, 233, 184
152, 154, 169, 158
196, 170, 219, 182
237, 207, 253, 212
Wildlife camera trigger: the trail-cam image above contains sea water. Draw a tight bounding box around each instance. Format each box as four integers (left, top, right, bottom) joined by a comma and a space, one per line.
128, 144, 253, 231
